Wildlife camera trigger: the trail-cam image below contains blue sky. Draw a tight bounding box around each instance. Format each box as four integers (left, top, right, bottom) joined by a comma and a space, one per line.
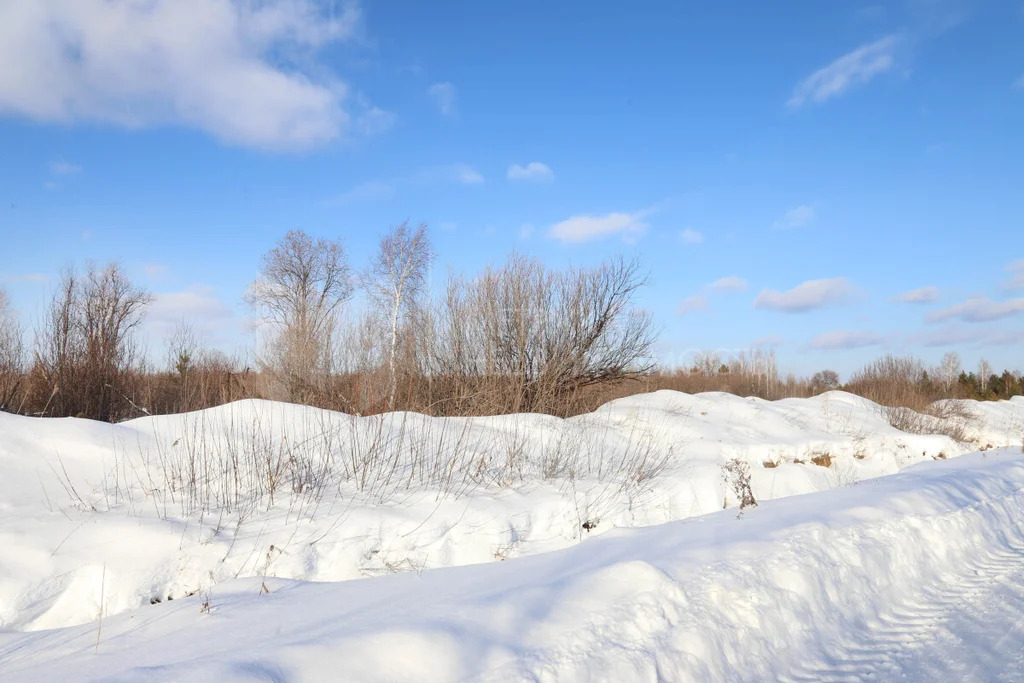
1, 0, 1022, 378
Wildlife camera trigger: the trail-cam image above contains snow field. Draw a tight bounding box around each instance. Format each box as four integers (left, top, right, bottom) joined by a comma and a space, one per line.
1, 451, 1023, 680
0, 390, 1022, 639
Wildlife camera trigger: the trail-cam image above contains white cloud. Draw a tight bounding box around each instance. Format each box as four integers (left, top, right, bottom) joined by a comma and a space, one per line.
679, 228, 704, 244
326, 164, 482, 205
455, 165, 484, 184
808, 330, 884, 350
773, 204, 816, 230
0, 0, 371, 149
788, 35, 899, 108
330, 179, 396, 205
50, 160, 81, 175
353, 102, 396, 137
149, 286, 233, 322
0, 272, 48, 283
910, 324, 1024, 348
925, 297, 1024, 323
707, 276, 748, 293
548, 210, 649, 244
676, 276, 747, 316
754, 277, 856, 313
507, 162, 553, 182
985, 329, 1024, 346
414, 163, 483, 185
908, 325, 978, 348
752, 335, 783, 348
1002, 259, 1024, 291
677, 295, 708, 315
145, 285, 235, 339
428, 82, 457, 116
142, 263, 169, 280
890, 285, 939, 303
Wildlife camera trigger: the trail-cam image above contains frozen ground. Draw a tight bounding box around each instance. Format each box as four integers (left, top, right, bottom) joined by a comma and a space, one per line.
0, 391, 1023, 680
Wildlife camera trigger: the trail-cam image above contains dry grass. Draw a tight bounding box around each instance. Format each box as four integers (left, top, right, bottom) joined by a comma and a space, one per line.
85, 403, 671, 523
810, 452, 833, 468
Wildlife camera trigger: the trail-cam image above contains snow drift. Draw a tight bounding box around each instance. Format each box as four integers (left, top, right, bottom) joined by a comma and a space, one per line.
0, 391, 1022, 644
3, 450, 1024, 681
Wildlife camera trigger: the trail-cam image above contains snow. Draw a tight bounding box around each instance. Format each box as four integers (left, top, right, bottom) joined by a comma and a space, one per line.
1, 391, 1023, 680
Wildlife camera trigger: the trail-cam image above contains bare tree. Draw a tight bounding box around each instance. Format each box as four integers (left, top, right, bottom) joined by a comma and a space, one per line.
363, 222, 432, 411
422, 254, 656, 414
810, 369, 840, 394
978, 358, 992, 394
694, 351, 722, 378
246, 230, 353, 403
940, 351, 961, 393
35, 263, 151, 420
165, 320, 200, 412
0, 288, 25, 412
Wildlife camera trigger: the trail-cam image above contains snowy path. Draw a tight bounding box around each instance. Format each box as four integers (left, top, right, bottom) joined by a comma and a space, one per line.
784, 533, 1024, 682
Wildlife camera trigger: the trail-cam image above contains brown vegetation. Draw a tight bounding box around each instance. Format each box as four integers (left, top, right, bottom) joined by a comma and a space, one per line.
0, 228, 1020, 425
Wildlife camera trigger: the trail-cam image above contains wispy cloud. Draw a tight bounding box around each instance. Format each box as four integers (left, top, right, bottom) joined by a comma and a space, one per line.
754, 277, 856, 313
428, 82, 457, 116
752, 334, 783, 348
507, 162, 553, 182
773, 204, 816, 230
676, 275, 747, 316
679, 228, 704, 244
548, 209, 650, 244
142, 263, 169, 280
890, 285, 939, 303
50, 160, 81, 176
910, 324, 1024, 348
1002, 259, 1024, 291
0, 0, 372, 149
808, 329, 884, 350
909, 324, 979, 348
925, 297, 1024, 323
451, 165, 484, 184
0, 272, 48, 284
352, 97, 397, 136
326, 164, 482, 205
677, 295, 708, 315
788, 35, 899, 108
413, 163, 484, 185
707, 276, 748, 293
1014, 74, 1024, 89
330, 179, 396, 205
144, 285, 237, 341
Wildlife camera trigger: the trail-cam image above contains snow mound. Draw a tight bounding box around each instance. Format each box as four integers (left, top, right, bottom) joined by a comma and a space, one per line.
0, 390, 1022, 635
2, 451, 1023, 681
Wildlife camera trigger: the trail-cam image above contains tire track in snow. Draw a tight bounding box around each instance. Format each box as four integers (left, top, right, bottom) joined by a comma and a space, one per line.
780, 526, 1024, 682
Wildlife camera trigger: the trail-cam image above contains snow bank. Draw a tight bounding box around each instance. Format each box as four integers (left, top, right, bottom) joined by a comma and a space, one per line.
0, 391, 1022, 636
3, 450, 1023, 681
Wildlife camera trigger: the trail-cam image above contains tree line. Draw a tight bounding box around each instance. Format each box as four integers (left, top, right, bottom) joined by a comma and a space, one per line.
0, 224, 656, 420
0, 226, 1019, 423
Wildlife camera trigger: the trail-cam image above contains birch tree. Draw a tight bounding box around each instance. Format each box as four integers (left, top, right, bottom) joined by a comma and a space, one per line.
364, 222, 432, 410
940, 351, 961, 393
978, 358, 992, 394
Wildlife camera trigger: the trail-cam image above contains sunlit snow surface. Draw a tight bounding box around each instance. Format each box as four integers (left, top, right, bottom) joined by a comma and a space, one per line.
1, 391, 1023, 680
